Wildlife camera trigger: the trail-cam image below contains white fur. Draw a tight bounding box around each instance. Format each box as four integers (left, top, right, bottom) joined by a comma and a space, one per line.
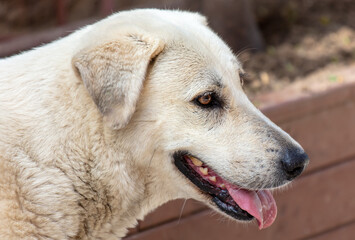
0, 9, 303, 239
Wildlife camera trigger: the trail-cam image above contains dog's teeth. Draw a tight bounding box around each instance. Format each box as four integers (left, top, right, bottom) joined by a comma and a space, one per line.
199, 167, 208, 175
190, 156, 203, 167
219, 183, 226, 189
209, 176, 216, 182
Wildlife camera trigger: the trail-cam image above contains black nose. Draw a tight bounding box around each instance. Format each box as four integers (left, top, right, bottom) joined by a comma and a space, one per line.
281, 148, 309, 181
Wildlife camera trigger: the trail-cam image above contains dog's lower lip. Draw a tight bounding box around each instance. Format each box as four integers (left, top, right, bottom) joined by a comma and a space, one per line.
173, 151, 254, 221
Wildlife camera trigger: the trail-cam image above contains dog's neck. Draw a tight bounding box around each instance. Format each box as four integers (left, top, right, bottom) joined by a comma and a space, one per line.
58, 123, 176, 239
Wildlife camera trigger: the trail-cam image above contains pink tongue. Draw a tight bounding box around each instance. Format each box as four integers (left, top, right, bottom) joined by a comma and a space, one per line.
225, 183, 277, 229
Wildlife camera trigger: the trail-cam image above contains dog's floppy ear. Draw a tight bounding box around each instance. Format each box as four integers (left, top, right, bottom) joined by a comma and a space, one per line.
73, 33, 164, 129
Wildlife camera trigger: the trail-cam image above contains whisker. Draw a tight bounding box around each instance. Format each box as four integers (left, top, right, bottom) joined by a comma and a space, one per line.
236, 47, 255, 58
148, 149, 156, 168
132, 120, 157, 123
177, 199, 187, 224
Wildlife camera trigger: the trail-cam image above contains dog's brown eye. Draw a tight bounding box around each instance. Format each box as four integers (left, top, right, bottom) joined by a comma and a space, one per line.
198, 94, 212, 105
194, 92, 222, 109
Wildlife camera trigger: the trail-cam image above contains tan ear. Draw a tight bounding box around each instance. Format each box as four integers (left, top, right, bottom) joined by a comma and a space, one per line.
73, 34, 164, 129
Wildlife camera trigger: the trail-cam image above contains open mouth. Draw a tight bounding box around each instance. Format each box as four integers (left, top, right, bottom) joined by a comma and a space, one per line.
173, 151, 277, 229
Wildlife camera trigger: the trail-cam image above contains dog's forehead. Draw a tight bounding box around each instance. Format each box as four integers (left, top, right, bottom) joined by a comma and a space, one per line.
155, 37, 243, 100
105, 9, 243, 92
162, 24, 242, 89
183, 46, 243, 94
166, 18, 243, 90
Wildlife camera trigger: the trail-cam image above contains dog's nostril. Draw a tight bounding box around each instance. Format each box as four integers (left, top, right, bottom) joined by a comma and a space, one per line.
281, 148, 309, 181
283, 165, 303, 180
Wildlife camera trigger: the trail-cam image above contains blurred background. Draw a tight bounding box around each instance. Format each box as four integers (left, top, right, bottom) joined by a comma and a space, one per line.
1, 0, 354, 239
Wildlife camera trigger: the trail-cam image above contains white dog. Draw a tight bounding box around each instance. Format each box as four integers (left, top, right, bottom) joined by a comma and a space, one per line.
0, 9, 309, 239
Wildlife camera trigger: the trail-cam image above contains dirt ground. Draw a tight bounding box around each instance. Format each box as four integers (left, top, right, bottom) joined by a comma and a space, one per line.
1, 0, 354, 101
242, 0, 355, 100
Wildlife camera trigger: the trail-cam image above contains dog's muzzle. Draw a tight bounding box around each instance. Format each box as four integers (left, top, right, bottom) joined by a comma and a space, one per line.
173, 151, 277, 229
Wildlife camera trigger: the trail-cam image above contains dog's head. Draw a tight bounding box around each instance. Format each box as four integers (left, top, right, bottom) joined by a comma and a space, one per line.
73, 9, 309, 229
